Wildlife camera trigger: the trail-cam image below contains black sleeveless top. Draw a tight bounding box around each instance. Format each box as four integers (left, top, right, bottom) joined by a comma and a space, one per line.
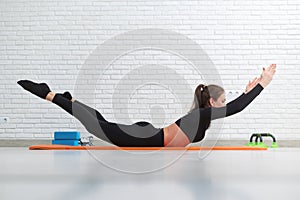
175, 84, 264, 143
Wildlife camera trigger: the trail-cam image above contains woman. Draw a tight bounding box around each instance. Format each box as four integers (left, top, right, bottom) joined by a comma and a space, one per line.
17, 64, 276, 147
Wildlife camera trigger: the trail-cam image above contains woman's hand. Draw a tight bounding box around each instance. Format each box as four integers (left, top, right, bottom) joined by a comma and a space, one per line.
245, 77, 261, 94
259, 64, 277, 88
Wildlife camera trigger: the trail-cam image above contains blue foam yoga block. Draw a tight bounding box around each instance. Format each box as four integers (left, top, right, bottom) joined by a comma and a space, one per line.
52, 139, 79, 146
54, 131, 80, 140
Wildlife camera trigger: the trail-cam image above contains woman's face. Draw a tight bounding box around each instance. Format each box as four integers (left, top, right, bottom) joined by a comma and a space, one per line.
210, 93, 226, 108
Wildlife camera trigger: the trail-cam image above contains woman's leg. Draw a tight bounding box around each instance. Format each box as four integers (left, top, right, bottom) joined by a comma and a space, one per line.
74, 100, 109, 123
17, 80, 164, 147
47, 92, 108, 123
51, 93, 113, 144
51, 94, 164, 146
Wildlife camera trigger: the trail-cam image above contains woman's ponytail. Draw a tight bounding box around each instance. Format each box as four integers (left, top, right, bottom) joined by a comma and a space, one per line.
189, 84, 225, 112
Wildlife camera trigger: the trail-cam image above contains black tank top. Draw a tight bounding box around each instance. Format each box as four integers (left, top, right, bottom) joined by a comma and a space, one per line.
175, 84, 264, 143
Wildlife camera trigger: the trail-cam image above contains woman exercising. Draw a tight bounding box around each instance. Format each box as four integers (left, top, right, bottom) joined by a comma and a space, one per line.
17, 64, 276, 147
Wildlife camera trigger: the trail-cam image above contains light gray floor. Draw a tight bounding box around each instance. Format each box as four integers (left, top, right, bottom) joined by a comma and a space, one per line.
1, 148, 300, 200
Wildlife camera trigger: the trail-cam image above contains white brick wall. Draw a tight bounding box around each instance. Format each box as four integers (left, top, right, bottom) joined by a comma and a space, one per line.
0, 0, 299, 142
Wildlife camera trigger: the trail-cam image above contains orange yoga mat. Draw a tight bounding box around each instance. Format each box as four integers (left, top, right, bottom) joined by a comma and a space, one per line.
29, 145, 267, 151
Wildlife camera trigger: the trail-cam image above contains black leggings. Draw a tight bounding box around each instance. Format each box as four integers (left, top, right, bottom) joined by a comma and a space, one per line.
52, 94, 164, 147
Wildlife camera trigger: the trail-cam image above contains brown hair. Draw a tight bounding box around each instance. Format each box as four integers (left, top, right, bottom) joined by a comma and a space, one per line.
189, 84, 225, 111
188, 84, 225, 128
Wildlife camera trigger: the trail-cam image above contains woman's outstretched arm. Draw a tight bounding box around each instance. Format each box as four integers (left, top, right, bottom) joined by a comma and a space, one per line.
207, 64, 277, 120
226, 63, 276, 105
179, 64, 277, 121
